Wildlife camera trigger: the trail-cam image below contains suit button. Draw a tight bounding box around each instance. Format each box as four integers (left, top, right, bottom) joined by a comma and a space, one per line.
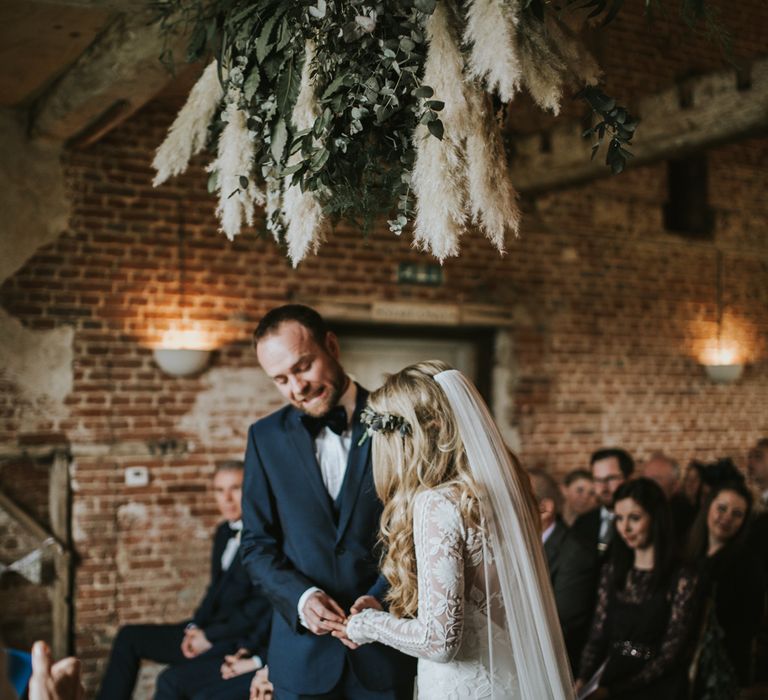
335, 545, 346, 556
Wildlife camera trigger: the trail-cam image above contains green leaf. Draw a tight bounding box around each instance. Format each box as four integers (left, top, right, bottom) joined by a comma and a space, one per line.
271, 118, 288, 163
321, 73, 348, 101
427, 119, 444, 140
414, 85, 434, 98
256, 8, 285, 63
275, 17, 292, 52
310, 147, 330, 171
207, 170, 219, 194
426, 100, 444, 111
280, 161, 304, 176
239, 175, 249, 189
277, 52, 304, 118
244, 67, 261, 101
414, 0, 437, 13
399, 37, 416, 53
187, 23, 208, 62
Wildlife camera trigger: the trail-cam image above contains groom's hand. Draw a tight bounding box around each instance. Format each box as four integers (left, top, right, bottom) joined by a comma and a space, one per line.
302, 591, 346, 635
350, 595, 382, 615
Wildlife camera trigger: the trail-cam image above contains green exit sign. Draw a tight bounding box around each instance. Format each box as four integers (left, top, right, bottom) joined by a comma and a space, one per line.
397, 262, 443, 286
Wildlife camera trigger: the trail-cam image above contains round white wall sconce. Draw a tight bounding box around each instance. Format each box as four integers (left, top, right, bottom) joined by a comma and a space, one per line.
704, 363, 744, 384
152, 348, 211, 377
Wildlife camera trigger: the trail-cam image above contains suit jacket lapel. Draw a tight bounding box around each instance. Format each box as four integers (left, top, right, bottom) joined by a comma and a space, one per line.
335, 386, 371, 542
286, 409, 336, 528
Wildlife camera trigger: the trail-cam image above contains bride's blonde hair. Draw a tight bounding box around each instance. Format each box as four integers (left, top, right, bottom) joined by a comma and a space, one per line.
367, 360, 483, 618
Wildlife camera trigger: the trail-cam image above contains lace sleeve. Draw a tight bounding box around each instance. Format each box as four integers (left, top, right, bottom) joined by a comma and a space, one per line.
346, 489, 466, 662
577, 561, 612, 682
609, 568, 698, 694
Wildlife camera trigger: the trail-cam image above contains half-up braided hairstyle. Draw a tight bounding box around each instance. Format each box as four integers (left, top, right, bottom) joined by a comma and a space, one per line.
366, 360, 483, 618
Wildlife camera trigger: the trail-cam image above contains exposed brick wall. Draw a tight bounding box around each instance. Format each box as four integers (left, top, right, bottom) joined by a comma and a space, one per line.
0, 3, 767, 695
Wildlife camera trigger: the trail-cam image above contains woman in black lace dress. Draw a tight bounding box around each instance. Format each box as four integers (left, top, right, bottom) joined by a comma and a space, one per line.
575, 478, 698, 700
686, 479, 765, 692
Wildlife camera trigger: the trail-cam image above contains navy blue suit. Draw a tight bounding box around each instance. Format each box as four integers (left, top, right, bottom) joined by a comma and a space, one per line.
97, 522, 271, 700
241, 386, 416, 697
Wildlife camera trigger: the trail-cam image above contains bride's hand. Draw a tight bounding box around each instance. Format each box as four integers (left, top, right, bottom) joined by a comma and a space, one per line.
328, 620, 360, 650
349, 595, 382, 615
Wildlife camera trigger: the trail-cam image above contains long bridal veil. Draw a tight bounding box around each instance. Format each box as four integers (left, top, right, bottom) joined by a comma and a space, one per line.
434, 369, 574, 700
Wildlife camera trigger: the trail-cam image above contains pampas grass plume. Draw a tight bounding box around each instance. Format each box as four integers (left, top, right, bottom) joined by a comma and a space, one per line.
283, 40, 329, 266
153, 60, 223, 186
212, 100, 260, 241
412, 1, 469, 261
464, 0, 522, 102
465, 89, 520, 251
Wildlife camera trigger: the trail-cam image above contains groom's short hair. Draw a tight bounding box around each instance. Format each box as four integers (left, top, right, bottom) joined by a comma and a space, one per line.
253, 304, 329, 347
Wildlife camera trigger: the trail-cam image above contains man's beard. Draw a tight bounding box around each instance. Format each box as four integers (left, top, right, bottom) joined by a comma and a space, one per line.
296, 369, 347, 418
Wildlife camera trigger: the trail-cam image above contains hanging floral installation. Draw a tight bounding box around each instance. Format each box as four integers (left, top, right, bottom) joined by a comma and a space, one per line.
151, 0, 720, 266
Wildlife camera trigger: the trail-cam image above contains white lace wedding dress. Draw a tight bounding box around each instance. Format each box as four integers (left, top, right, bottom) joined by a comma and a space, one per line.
346, 486, 520, 699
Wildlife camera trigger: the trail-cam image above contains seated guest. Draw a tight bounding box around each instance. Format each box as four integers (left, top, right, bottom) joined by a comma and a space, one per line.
642, 452, 680, 499
155, 622, 269, 700
560, 469, 596, 526
576, 479, 698, 700
681, 459, 705, 509
643, 452, 696, 539
530, 469, 598, 672
96, 461, 271, 700
746, 438, 768, 682
747, 438, 768, 508
686, 480, 765, 693
572, 447, 635, 557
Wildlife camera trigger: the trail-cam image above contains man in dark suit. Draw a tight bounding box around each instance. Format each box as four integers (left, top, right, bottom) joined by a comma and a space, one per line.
96, 462, 271, 700
571, 447, 635, 557
154, 623, 269, 700
530, 469, 598, 673
241, 305, 416, 700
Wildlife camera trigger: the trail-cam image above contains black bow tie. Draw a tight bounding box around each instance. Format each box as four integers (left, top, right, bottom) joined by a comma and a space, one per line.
301, 405, 348, 437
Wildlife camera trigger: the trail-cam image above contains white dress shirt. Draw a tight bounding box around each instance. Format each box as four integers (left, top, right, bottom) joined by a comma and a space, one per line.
221, 519, 243, 571
598, 506, 614, 545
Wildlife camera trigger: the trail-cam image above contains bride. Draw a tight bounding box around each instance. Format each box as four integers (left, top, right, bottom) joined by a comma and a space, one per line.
331, 361, 574, 699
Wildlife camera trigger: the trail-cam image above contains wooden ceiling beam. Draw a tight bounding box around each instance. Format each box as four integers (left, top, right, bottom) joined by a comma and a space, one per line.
510, 55, 768, 193
30, 9, 189, 143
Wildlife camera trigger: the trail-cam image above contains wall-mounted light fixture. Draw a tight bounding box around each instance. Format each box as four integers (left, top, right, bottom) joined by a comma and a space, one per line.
153, 347, 211, 377
701, 250, 743, 384
151, 200, 215, 378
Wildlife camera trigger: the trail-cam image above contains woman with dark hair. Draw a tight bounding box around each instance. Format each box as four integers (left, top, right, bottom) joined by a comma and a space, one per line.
682, 460, 706, 508
687, 480, 765, 693
575, 478, 698, 700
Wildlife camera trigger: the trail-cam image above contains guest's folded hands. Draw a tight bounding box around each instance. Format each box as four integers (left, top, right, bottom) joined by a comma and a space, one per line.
220, 647, 260, 679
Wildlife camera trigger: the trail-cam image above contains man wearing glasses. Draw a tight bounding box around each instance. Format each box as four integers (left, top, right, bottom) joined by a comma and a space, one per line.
571, 448, 635, 555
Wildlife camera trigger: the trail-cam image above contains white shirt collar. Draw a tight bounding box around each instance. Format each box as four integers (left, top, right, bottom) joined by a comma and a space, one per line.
541, 521, 556, 544
229, 519, 243, 531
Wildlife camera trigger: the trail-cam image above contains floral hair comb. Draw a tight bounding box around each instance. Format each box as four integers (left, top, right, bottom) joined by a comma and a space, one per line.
358, 405, 412, 445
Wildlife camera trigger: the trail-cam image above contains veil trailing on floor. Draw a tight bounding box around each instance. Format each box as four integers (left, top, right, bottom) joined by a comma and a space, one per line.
434, 369, 574, 700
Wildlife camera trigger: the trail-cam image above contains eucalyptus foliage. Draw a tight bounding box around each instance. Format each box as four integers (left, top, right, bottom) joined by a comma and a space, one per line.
152, 0, 724, 257
156, 0, 444, 236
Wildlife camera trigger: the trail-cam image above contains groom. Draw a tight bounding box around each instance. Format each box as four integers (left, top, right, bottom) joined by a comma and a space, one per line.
241, 304, 415, 699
